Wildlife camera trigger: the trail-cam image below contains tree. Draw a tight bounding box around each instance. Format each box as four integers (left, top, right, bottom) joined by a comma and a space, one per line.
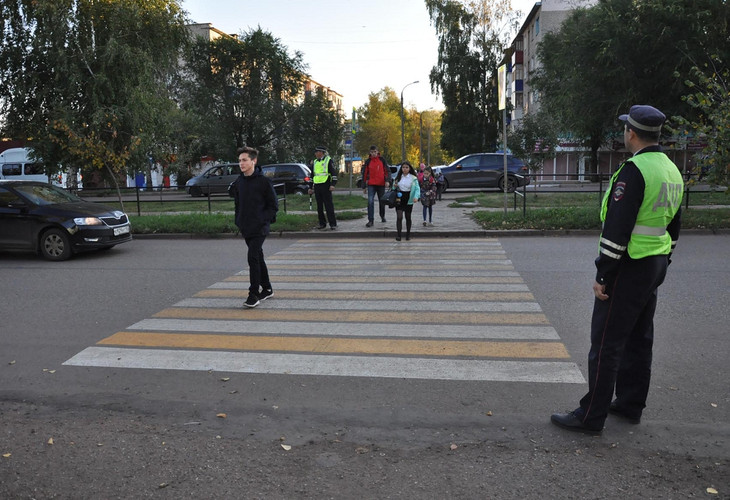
287, 88, 345, 164
674, 57, 730, 187
353, 88, 404, 165
183, 28, 308, 165
0, 0, 190, 191
507, 110, 558, 174
533, 0, 730, 172
425, 0, 520, 157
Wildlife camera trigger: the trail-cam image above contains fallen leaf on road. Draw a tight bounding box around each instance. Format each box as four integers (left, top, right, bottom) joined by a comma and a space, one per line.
710, 403, 718, 408
48, 370, 56, 374
8, 360, 15, 365
2, 453, 10, 458
281, 444, 292, 451
450, 444, 458, 451
355, 446, 369, 454
216, 413, 227, 418
486, 411, 493, 416
47, 438, 54, 445
159, 483, 168, 489
220, 377, 230, 382
707, 487, 718, 495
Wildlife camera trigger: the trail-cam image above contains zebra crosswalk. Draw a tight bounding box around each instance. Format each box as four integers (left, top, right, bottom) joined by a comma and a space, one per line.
64, 238, 585, 383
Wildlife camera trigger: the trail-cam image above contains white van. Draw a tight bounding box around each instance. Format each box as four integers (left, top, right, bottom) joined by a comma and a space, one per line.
0, 147, 51, 183
0, 147, 82, 188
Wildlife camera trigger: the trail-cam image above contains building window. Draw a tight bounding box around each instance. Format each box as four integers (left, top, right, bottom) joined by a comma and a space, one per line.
535, 16, 540, 36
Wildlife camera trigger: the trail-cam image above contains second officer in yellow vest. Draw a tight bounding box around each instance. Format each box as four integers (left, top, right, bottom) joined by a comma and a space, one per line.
308, 146, 338, 230
551, 105, 683, 434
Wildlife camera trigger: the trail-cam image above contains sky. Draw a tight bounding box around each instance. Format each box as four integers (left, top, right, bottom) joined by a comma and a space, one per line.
180, 0, 538, 113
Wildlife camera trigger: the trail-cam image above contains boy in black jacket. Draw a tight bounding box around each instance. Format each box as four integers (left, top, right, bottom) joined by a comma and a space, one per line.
229, 146, 278, 308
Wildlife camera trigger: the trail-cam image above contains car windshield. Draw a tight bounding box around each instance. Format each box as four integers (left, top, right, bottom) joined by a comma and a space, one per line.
14, 184, 81, 206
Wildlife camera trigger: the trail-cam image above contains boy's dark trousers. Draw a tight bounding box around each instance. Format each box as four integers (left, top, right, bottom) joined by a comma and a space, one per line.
245, 234, 270, 295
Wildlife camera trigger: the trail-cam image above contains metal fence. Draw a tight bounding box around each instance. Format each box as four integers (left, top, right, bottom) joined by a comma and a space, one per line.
75, 183, 289, 216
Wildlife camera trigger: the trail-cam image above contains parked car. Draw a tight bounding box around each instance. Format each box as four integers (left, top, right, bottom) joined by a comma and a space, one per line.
439, 153, 530, 192
186, 163, 240, 197
260, 163, 312, 195
0, 180, 132, 261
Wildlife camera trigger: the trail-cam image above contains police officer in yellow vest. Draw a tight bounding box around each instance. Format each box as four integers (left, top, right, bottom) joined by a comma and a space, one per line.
552, 105, 683, 434
308, 146, 338, 229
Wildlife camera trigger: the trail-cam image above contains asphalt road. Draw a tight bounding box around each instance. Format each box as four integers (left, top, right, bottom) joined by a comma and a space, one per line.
1, 235, 728, 498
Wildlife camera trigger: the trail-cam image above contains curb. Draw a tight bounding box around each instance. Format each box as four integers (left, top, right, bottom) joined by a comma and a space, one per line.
130, 228, 729, 240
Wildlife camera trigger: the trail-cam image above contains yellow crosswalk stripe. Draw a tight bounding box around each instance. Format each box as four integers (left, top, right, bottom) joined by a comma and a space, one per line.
98, 331, 569, 359
223, 275, 524, 283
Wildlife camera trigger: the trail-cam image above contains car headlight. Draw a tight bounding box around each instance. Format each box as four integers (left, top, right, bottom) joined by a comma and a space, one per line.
74, 217, 103, 226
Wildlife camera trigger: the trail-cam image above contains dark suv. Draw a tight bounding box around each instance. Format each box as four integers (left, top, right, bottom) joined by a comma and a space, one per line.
439, 153, 529, 192
260, 163, 312, 195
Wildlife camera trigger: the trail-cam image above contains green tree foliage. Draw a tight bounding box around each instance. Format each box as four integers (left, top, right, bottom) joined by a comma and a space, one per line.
425, 0, 520, 157
507, 110, 558, 173
534, 0, 730, 171
675, 58, 730, 187
353, 88, 403, 165
183, 28, 342, 166
0, 0, 189, 188
287, 88, 344, 165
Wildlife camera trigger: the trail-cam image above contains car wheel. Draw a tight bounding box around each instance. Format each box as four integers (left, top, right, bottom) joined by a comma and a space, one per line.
40, 228, 73, 261
499, 175, 517, 193
189, 186, 202, 197
441, 179, 449, 193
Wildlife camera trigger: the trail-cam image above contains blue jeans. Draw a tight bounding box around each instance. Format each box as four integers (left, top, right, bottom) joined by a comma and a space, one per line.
367, 185, 386, 222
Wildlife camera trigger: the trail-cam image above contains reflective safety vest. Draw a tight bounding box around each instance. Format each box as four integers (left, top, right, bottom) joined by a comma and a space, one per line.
601, 152, 683, 259
313, 156, 331, 184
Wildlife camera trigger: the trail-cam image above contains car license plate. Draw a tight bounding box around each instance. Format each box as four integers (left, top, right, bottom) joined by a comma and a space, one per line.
114, 225, 130, 236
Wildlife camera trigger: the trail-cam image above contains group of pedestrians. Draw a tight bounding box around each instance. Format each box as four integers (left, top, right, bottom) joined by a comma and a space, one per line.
362, 144, 440, 241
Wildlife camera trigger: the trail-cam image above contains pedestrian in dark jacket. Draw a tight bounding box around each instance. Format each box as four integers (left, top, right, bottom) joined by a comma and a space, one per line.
229, 146, 278, 308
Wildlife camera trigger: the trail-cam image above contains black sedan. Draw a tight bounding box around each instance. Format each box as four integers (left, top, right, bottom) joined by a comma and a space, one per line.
0, 180, 132, 261
439, 153, 530, 192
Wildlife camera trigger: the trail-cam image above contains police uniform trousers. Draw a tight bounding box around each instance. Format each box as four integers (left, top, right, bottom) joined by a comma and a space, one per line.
577, 254, 668, 428
314, 184, 337, 228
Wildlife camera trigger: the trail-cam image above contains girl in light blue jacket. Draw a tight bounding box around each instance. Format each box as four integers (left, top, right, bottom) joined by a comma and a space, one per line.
393, 161, 420, 241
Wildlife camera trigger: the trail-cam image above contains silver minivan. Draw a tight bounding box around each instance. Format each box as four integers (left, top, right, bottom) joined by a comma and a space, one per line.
185, 163, 241, 196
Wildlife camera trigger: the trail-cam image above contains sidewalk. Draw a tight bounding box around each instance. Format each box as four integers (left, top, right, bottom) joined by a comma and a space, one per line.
286, 192, 490, 239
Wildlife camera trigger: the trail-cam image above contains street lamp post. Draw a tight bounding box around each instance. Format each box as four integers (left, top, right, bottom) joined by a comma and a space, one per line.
419, 107, 433, 165
400, 80, 419, 163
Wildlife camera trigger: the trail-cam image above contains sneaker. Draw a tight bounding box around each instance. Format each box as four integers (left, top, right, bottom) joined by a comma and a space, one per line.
365, 221, 373, 227
395, 236, 401, 241
330, 225, 337, 230
423, 221, 427, 226
381, 217, 387, 223
259, 288, 274, 301
428, 222, 433, 226
317, 225, 327, 230
243, 293, 260, 308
